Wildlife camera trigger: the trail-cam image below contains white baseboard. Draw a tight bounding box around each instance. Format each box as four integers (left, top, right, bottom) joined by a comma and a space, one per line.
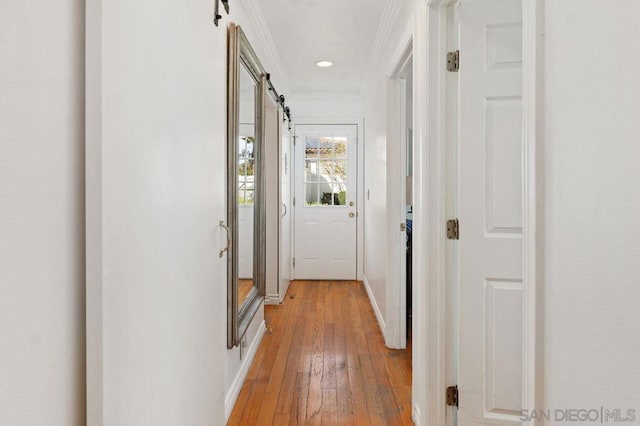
264, 294, 281, 305
362, 275, 386, 336
224, 320, 267, 422
413, 404, 422, 425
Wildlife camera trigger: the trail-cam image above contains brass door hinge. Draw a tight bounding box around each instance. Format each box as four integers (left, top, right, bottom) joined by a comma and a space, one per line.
447, 50, 460, 72
446, 219, 459, 240
446, 385, 459, 407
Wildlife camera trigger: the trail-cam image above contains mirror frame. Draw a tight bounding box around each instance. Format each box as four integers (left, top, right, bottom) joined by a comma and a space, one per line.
227, 23, 266, 348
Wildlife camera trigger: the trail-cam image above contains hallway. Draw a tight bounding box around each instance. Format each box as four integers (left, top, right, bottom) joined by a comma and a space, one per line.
5, 1, 640, 425
228, 281, 412, 425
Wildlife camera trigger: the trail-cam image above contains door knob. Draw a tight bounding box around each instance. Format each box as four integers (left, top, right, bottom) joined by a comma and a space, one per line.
349, 212, 355, 218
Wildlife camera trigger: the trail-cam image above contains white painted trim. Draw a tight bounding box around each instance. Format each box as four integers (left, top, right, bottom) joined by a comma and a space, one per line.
85, 0, 103, 423
360, 0, 404, 96
522, 0, 543, 422
413, 403, 423, 426
224, 320, 267, 422
417, 1, 457, 425
362, 275, 386, 336
264, 294, 281, 305
238, 0, 291, 94
387, 22, 414, 77
411, 2, 429, 423
385, 36, 414, 350
292, 117, 365, 281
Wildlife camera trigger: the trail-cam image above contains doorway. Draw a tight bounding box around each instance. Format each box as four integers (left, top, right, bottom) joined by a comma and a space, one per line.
293, 124, 359, 280
387, 40, 414, 350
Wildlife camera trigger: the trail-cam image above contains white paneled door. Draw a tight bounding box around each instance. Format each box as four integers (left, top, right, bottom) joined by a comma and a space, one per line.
294, 125, 358, 280
458, 0, 523, 425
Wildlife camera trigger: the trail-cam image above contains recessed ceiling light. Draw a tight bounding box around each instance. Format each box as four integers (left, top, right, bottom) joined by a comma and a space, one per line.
315, 60, 334, 68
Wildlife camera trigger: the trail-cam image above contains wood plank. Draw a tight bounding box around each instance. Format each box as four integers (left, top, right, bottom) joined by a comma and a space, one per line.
321, 323, 336, 389
305, 281, 327, 425
275, 320, 307, 414
227, 281, 412, 426
320, 388, 337, 425
289, 372, 310, 426
255, 286, 307, 425
273, 414, 291, 426
226, 378, 253, 426
335, 282, 356, 426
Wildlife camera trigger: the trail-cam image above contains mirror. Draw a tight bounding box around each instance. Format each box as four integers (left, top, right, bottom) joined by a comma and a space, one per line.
227, 23, 266, 348
237, 65, 255, 313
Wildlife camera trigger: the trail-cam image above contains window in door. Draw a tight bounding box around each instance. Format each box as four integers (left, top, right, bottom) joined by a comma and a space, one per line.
304, 136, 348, 206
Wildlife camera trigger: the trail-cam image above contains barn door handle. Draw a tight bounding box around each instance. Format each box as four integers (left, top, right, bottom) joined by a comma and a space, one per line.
219, 220, 231, 258
282, 203, 287, 217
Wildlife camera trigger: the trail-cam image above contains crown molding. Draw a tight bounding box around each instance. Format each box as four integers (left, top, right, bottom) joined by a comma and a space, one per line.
359, 0, 403, 96
238, 0, 292, 95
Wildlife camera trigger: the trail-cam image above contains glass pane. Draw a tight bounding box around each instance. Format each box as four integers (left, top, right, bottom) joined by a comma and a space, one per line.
320, 190, 335, 205
332, 184, 347, 206
318, 137, 334, 159
305, 136, 320, 158
319, 187, 347, 206
333, 137, 347, 159
305, 183, 320, 206
332, 161, 348, 183
317, 160, 334, 178
245, 189, 255, 205
305, 160, 323, 182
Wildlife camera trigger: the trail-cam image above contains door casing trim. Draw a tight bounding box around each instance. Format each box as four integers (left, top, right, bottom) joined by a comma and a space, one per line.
385, 30, 414, 351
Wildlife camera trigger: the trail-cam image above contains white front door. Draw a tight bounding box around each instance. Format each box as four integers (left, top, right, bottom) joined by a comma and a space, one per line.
458, 0, 523, 425
293, 124, 358, 280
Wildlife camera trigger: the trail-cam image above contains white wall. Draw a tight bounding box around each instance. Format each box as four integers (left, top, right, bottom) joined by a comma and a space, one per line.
0, 1, 85, 424
289, 93, 363, 119
86, 1, 262, 424
87, 1, 288, 422
362, 0, 414, 335
542, 0, 640, 412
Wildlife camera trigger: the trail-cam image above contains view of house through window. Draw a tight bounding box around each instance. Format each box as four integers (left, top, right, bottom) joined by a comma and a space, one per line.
304, 135, 348, 206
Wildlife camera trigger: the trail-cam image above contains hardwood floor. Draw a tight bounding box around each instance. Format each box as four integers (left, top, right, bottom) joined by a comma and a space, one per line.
239, 279, 254, 306
228, 280, 412, 426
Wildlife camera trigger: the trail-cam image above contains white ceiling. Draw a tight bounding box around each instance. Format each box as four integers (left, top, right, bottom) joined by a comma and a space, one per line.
257, 0, 388, 94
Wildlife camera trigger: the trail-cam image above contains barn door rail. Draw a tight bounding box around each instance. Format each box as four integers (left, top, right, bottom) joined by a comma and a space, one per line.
214, 0, 230, 26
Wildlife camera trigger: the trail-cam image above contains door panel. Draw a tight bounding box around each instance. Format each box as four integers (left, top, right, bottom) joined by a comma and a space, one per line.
294, 124, 357, 280
279, 111, 292, 301
458, 0, 523, 425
